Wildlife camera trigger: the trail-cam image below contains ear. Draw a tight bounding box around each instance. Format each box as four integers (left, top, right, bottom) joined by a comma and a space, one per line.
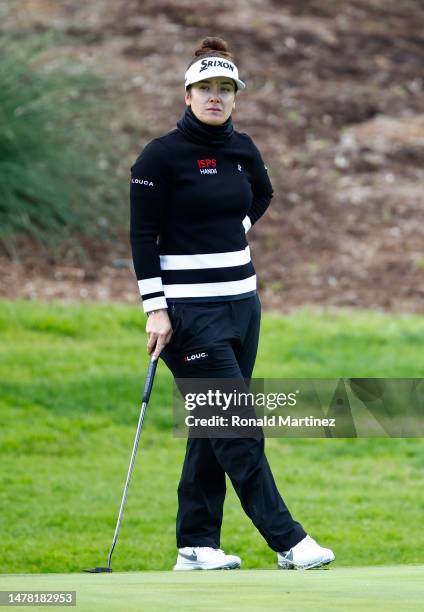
184, 90, 191, 107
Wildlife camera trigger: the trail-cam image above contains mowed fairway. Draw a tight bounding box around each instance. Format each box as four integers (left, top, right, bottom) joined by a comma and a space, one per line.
1, 566, 424, 611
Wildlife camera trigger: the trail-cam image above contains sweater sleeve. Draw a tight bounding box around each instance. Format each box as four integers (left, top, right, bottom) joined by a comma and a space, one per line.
130, 139, 171, 314
243, 136, 274, 233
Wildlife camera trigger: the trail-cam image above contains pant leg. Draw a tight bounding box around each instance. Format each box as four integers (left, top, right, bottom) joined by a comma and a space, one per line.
161, 301, 238, 549
175, 436, 226, 548
210, 435, 306, 551
161, 297, 306, 551
208, 296, 306, 551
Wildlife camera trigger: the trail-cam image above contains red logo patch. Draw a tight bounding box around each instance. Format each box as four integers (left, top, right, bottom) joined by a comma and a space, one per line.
197, 159, 216, 169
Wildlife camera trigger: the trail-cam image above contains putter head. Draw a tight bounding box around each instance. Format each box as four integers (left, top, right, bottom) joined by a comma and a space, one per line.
83, 567, 112, 573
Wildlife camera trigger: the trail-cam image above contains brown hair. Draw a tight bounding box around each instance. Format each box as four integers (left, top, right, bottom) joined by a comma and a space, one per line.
186, 37, 236, 90
187, 37, 234, 68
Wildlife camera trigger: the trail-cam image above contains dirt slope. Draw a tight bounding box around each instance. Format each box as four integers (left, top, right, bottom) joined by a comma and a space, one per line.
2, 0, 423, 312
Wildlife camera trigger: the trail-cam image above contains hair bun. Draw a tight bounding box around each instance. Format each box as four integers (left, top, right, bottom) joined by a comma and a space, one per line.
194, 36, 233, 60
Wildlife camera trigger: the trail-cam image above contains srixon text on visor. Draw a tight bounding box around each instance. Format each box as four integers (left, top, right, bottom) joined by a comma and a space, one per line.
199, 59, 234, 73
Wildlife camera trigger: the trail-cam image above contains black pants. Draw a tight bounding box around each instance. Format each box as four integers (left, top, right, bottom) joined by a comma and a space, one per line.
160, 295, 306, 552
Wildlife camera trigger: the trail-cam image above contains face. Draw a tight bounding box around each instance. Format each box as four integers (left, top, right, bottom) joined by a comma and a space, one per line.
185, 76, 236, 125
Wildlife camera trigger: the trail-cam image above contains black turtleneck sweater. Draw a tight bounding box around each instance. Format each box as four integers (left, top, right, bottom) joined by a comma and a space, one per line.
130, 106, 274, 313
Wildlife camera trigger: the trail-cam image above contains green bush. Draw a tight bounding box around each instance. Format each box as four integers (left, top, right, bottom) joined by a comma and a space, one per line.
0, 34, 121, 256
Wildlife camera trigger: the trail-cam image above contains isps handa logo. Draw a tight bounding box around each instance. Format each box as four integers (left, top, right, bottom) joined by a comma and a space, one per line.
183, 352, 209, 363
197, 159, 217, 175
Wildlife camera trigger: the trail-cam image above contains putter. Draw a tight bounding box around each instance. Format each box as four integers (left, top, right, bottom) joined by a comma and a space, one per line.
84, 355, 158, 573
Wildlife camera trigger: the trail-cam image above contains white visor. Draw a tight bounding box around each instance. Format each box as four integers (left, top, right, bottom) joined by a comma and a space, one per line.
185, 56, 246, 90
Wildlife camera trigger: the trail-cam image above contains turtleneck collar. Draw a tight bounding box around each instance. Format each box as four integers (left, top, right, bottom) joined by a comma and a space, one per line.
176, 105, 234, 146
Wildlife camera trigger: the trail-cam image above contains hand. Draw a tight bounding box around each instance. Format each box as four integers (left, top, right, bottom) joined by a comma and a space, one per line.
146, 309, 173, 359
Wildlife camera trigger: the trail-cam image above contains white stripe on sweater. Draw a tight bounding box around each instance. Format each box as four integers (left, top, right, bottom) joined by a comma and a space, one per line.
160, 246, 251, 270
142, 295, 168, 314
163, 275, 256, 298
242, 215, 252, 233
138, 276, 164, 295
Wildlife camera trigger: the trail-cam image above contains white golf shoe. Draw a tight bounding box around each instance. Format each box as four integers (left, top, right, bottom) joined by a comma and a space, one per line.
277, 535, 335, 570
173, 546, 241, 571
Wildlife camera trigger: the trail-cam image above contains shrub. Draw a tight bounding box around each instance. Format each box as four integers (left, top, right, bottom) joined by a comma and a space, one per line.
0, 34, 121, 257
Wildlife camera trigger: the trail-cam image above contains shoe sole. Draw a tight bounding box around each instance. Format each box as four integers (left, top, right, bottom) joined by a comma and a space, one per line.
278, 554, 335, 571
173, 560, 241, 571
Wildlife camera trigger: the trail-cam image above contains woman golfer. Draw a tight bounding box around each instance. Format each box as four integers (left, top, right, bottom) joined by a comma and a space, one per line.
130, 37, 335, 571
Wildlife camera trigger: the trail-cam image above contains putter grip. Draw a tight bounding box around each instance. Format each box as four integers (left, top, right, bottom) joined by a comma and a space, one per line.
142, 357, 158, 404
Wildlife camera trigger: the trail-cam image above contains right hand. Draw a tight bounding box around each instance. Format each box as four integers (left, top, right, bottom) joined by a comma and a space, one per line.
146, 309, 173, 359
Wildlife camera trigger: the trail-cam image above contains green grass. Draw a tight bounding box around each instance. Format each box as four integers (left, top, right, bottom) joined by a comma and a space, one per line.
1, 567, 424, 611
1, 299, 423, 575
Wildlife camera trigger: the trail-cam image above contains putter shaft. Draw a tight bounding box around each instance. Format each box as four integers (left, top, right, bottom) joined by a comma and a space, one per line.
84, 357, 158, 573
